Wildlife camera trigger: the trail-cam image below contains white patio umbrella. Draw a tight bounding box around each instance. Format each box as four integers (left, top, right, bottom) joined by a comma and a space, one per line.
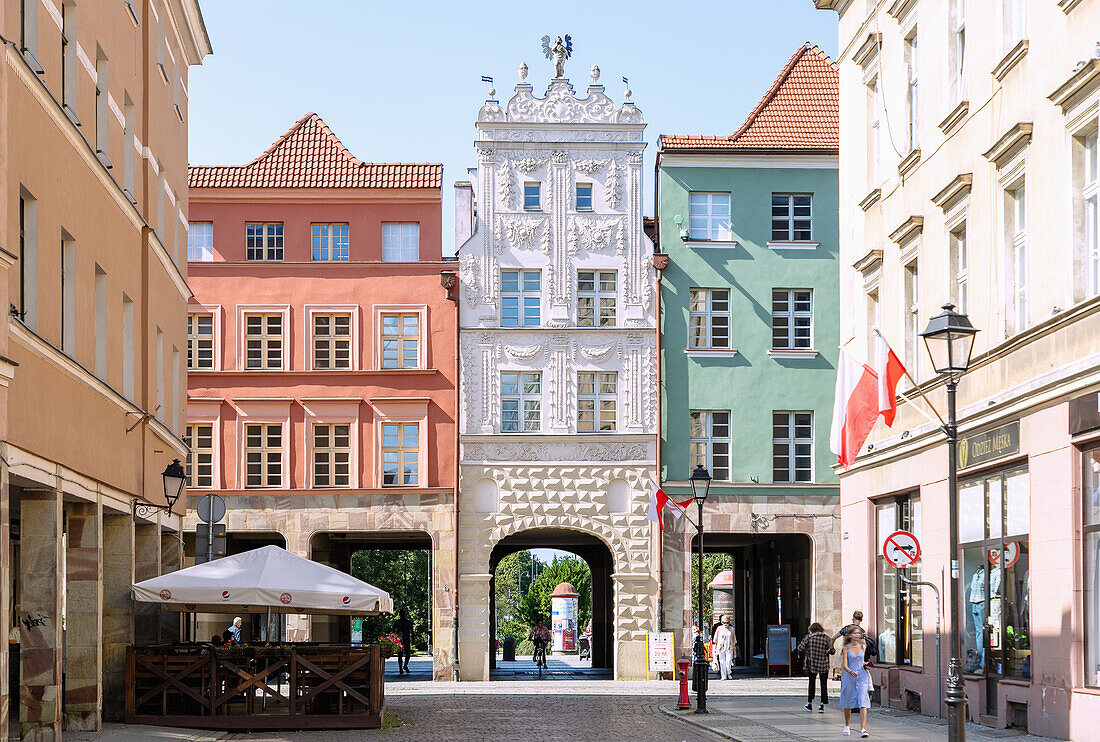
132, 544, 393, 616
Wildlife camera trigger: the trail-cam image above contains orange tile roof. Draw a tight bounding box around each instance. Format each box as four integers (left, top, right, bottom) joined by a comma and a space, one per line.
659, 44, 838, 153
188, 113, 442, 189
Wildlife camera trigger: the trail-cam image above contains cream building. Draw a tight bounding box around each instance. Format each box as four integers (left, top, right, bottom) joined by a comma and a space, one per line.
816, 0, 1100, 737
454, 49, 659, 680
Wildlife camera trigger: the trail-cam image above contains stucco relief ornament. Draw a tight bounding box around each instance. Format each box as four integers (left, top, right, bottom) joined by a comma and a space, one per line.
542, 34, 572, 79
519, 62, 528, 81
590, 64, 600, 83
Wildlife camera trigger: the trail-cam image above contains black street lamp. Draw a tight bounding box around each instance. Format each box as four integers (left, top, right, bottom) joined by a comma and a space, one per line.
134, 459, 187, 519
689, 463, 712, 714
920, 304, 978, 742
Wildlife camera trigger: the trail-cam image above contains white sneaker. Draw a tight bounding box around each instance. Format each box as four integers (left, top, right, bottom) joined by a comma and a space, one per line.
861, 731, 869, 738
842, 726, 850, 736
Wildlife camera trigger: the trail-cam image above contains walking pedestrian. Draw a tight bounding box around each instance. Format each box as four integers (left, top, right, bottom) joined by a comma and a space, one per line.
838, 627, 872, 737
797, 622, 833, 713
712, 615, 735, 679
394, 608, 414, 674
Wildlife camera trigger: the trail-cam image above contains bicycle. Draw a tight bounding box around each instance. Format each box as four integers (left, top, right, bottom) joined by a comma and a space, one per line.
532, 640, 548, 676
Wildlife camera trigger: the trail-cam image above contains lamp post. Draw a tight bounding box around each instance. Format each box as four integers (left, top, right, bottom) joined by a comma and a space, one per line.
689, 464, 712, 714
134, 459, 186, 519
920, 304, 978, 742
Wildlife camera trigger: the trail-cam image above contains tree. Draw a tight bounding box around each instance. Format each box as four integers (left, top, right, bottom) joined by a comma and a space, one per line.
494, 550, 538, 642
351, 549, 430, 651
519, 555, 592, 634
690, 552, 733, 631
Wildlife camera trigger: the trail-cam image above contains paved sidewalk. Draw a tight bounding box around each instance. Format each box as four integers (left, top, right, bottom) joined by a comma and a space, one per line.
661, 695, 1059, 742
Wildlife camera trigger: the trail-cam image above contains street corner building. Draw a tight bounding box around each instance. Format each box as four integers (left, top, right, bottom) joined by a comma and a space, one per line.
814, 0, 1100, 738
0, 0, 211, 737
454, 49, 658, 680
655, 44, 842, 664
184, 114, 459, 678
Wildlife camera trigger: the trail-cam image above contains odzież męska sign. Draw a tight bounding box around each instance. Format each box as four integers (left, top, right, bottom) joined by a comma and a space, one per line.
958, 420, 1019, 470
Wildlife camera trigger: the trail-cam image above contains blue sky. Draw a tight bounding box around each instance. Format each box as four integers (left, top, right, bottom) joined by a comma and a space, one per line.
188, 0, 838, 255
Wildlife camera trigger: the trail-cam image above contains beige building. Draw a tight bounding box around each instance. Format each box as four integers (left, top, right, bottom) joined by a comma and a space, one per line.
816, 0, 1100, 737
0, 0, 209, 738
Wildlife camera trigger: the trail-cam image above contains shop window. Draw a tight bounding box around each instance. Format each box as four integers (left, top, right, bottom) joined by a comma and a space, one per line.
1083, 444, 1100, 686
875, 494, 923, 666
959, 466, 1029, 679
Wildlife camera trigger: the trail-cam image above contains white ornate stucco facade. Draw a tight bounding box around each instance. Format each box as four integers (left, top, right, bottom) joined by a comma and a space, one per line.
455, 59, 658, 680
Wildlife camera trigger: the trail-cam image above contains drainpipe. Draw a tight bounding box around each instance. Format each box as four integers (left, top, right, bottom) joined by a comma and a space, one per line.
440, 268, 459, 680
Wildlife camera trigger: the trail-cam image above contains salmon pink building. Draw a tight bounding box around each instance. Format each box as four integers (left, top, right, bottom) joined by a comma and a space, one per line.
185, 114, 458, 679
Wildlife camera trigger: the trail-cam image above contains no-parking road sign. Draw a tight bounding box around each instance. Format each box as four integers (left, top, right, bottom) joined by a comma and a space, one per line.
882, 530, 921, 569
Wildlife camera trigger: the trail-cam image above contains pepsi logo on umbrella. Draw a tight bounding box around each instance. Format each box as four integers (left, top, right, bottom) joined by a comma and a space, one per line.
342, 596, 351, 605
222, 590, 231, 599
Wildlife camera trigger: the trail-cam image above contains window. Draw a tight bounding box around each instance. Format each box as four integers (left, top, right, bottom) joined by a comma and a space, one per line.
122, 294, 134, 399
188, 222, 213, 262
244, 423, 282, 488
20, 0, 39, 61
312, 313, 351, 370
959, 466, 1029, 678
17, 194, 38, 328
690, 411, 731, 481
123, 96, 136, 200
184, 424, 214, 489
524, 182, 541, 211
244, 314, 282, 369
688, 289, 730, 349
1008, 184, 1027, 333
187, 314, 214, 370
576, 183, 593, 211
1003, 0, 1025, 48
578, 371, 616, 432
95, 51, 109, 162
771, 289, 812, 350
905, 32, 919, 151
382, 422, 418, 486
577, 271, 616, 327
312, 223, 349, 261
904, 263, 919, 378
950, 226, 968, 314
869, 76, 883, 187
61, 3, 76, 115
501, 270, 541, 326
381, 313, 419, 368
155, 328, 164, 422
688, 192, 731, 241
772, 412, 812, 483
94, 265, 107, 378
313, 424, 350, 487
951, 0, 967, 102
1087, 131, 1100, 298
381, 222, 419, 262
771, 195, 812, 241
1084, 445, 1100, 686
867, 288, 880, 364
501, 372, 541, 433
875, 494, 923, 666
61, 237, 76, 354
246, 223, 283, 261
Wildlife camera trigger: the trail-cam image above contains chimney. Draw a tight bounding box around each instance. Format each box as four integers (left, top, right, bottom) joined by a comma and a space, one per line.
454, 180, 475, 250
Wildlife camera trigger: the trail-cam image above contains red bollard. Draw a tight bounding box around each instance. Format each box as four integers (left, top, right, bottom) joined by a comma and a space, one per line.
676, 658, 692, 709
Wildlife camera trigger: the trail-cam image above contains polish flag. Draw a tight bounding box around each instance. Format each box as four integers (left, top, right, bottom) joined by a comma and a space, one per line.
647, 485, 693, 531
829, 350, 881, 470
875, 331, 906, 427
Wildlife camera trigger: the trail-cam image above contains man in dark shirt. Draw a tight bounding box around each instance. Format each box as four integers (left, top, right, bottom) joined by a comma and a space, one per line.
394, 608, 414, 674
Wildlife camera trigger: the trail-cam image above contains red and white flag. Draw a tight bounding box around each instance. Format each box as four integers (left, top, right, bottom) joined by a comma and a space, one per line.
829, 350, 880, 470
647, 485, 693, 531
875, 331, 906, 427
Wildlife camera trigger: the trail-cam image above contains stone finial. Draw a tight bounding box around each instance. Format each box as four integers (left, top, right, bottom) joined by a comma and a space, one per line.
488, 88, 496, 98
624, 87, 632, 101
590, 64, 600, 83
519, 62, 528, 81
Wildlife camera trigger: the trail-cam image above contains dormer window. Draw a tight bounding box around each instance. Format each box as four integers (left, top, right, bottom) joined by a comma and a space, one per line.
524, 182, 541, 211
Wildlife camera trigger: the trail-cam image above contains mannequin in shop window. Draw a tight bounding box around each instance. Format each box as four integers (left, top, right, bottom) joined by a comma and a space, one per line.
968, 564, 1000, 672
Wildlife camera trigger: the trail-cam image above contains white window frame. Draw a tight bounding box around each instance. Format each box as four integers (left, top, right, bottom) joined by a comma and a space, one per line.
184, 422, 215, 489
771, 194, 813, 242
246, 222, 283, 261
311, 423, 352, 488
576, 182, 593, 211
187, 400, 222, 489
307, 306, 357, 371
773, 411, 814, 483
524, 182, 541, 211
688, 288, 731, 351
372, 399, 429, 489
501, 371, 542, 433
302, 399, 360, 489
688, 192, 732, 241
577, 371, 617, 433
904, 261, 920, 379
236, 401, 291, 490
373, 304, 427, 370
690, 410, 731, 482
576, 270, 617, 327
905, 30, 919, 151
1009, 183, 1028, 333
236, 305, 290, 372
870, 75, 884, 187
1085, 129, 1100, 298
188, 221, 213, 262
771, 289, 813, 351
500, 269, 541, 327
187, 311, 216, 371
951, 0, 967, 103
311, 223, 350, 261
381, 222, 420, 262
1003, 0, 1025, 49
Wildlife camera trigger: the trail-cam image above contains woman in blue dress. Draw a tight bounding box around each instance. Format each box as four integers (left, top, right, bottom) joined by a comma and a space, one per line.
838, 627, 871, 737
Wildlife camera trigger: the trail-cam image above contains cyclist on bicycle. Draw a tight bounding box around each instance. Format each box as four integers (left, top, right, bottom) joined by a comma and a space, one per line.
529, 619, 551, 669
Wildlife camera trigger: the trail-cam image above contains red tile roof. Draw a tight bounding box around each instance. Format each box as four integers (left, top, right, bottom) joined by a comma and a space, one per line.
659, 44, 838, 153
188, 113, 442, 189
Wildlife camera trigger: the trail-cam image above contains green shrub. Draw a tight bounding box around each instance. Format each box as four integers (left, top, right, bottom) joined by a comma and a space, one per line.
516, 639, 534, 656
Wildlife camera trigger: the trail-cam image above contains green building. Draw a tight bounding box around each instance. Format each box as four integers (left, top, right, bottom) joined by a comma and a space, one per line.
656, 45, 842, 662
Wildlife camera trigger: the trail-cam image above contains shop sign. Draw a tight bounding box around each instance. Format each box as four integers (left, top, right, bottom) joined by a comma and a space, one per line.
1069, 392, 1100, 436
958, 421, 1019, 470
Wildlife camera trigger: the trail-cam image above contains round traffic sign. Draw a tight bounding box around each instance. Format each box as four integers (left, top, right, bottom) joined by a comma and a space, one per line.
882, 530, 921, 568
196, 493, 226, 524
988, 541, 1020, 569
